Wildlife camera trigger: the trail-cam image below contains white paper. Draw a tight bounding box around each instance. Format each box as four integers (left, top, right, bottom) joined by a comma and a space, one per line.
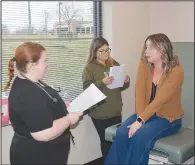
107, 65, 126, 89
67, 83, 106, 113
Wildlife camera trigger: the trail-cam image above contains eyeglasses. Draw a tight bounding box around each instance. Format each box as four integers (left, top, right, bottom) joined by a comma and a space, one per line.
97, 48, 111, 54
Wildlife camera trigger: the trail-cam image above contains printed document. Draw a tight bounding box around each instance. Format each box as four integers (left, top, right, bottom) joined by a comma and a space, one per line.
107, 65, 125, 89
67, 83, 106, 113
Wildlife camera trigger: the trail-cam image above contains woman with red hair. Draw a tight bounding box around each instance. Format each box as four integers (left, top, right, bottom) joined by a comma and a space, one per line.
5, 42, 83, 164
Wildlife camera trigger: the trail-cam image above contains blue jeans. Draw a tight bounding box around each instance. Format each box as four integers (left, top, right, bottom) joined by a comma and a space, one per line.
104, 113, 182, 165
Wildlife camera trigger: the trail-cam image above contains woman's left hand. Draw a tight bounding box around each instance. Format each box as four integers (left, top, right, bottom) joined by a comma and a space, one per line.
124, 75, 130, 83
127, 121, 142, 138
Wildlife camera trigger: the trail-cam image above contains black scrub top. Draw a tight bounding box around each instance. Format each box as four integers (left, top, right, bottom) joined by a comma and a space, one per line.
8, 76, 69, 140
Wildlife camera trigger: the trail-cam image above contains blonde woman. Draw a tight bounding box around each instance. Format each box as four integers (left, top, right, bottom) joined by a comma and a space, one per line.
105, 33, 184, 165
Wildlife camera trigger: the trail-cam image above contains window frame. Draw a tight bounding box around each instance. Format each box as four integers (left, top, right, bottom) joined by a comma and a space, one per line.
93, 1, 102, 37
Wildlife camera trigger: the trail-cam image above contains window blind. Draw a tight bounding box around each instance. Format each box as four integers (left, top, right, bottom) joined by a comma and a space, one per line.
2, 1, 100, 101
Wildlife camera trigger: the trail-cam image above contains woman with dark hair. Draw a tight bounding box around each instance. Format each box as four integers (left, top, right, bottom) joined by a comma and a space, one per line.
104, 33, 184, 165
5, 42, 83, 164
82, 37, 130, 160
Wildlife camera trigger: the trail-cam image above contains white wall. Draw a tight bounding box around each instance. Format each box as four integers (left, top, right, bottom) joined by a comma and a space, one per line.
103, 2, 151, 120
2, 126, 14, 164
67, 116, 102, 163
149, 2, 194, 42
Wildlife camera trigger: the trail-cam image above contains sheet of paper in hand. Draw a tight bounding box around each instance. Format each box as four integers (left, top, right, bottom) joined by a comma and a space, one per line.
107, 64, 126, 89
67, 83, 106, 113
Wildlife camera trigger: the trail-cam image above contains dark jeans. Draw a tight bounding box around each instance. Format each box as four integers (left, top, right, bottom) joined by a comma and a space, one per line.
91, 115, 122, 160
104, 113, 182, 165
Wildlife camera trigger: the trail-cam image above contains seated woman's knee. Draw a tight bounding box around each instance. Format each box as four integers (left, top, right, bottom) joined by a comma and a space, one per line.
115, 114, 137, 138
131, 129, 149, 144
116, 125, 128, 138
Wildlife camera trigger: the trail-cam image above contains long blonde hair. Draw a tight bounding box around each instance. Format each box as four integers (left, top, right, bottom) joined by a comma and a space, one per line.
141, 33, 179, 73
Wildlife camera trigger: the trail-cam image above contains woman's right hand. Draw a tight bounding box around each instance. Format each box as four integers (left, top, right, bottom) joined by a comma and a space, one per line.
67, 112, 83, 125
103, 76, 114, 85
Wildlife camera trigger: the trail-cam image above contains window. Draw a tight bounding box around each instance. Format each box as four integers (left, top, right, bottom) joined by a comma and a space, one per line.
2, 1, 102, 101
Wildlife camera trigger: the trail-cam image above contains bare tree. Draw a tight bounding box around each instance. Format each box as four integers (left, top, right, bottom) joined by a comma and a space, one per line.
42, 11, 51, 34
58, 2, 79, 36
